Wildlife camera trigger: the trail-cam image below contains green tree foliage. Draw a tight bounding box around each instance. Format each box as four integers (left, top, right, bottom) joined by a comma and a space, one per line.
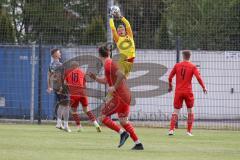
0, 5, 15, 43
0, 0, 239, 50
118, 0, 171, 49
155, 14, 172, 49
22, 0, 80, 44
3, 0, 107, 45
84, 16, 106, 45
166, 0, 240, 50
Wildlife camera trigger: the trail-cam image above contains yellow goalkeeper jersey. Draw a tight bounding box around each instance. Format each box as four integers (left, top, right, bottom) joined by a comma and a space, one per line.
109, 17, 136, 59
116, 35, 135, 59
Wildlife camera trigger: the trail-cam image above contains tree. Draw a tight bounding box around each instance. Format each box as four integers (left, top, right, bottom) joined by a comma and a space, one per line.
117, 0, 171, 49
21, 0, 108, 45
84, 16, 106, 45
8, 0, 107, 45
165, 0, 240, 50
155, 14, 172, 49
0, 5, 15, 43
1, 0, 239, 50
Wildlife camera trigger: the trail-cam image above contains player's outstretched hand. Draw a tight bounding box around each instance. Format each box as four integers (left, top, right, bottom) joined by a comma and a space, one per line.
87, 72, 97, 80
203, 88, 208, 94
114, 11, 122, 19
47, 87, 53, 93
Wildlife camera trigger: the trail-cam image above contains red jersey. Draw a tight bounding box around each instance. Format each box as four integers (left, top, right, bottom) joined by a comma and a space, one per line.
168, 61, 206, 93
65, 68, 86, 96
104, 58, 131, 102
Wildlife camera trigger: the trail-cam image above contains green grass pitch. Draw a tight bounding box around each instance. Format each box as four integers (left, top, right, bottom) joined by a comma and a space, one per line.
0, 124, 239, 160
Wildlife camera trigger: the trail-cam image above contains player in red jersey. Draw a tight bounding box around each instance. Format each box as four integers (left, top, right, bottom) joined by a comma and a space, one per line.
64, 61, 101, 132
88, 46, 144, 150
168, 50, 207, 136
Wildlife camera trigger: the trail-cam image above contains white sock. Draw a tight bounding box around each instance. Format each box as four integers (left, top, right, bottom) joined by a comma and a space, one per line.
57, 118, 62, 126
93, 120, 100, 127
118, 129, 124, 135
57, 105, 64, 121
134, 140, 141, 145
64, 121, 68, 128
62, 106, 70, 123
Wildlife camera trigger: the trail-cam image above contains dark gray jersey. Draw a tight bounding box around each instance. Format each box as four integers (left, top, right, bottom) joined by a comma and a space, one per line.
49, 60, 65, 93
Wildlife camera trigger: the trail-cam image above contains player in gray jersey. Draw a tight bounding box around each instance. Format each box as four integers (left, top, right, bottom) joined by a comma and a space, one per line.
47, 48, 71, 132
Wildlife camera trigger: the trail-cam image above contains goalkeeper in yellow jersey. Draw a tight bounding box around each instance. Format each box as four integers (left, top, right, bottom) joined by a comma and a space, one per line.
109, 6, 135, 79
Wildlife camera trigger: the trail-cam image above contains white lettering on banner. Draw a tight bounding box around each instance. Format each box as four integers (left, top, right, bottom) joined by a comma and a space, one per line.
225, 51, 240, 60
0, 97, 5, 107
19, 55, 28, 60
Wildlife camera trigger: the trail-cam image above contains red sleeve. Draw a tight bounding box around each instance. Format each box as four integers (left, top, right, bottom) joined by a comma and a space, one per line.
168, 65, 177, 88
193, 66, 206, 89
83, 75, 86, 87
104, 62, 110, 74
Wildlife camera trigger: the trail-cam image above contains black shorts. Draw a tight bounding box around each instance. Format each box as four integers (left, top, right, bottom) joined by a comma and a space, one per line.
55, 92, 70, 106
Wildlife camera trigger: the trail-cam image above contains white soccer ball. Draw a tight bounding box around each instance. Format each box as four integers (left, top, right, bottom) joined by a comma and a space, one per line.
110, 5, 120, 17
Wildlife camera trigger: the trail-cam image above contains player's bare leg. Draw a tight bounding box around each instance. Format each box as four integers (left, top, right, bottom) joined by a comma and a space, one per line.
120, 117, 144, 150
83, 106, 101, 132
187, 108, 194, 136
169, 108, 180, 135
56, 104, 64, 130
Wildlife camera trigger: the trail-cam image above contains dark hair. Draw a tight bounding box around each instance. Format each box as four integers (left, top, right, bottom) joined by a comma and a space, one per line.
51, 48, 59, 56
70, 61, 79, 68
117, 24, 125, 29
182, 50, 191, 60
98, 45, 109, 58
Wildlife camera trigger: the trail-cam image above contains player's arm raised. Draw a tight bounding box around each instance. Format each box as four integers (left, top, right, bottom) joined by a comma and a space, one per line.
168, 65, 177, 92
109, 18, 119, 43
193, 66, 207, 94
121, 17, 133, 38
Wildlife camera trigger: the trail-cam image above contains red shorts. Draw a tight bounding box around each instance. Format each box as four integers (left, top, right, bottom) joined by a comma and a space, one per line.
70, 95, 88, 108
101, 96, 130, 118
174, 92, 194, 109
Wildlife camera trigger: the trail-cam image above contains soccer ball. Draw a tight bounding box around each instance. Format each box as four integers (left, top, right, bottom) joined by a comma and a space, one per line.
109, 5, 121, 17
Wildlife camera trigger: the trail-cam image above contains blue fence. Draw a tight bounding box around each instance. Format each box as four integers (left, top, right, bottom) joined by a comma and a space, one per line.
0, 45, 55, 119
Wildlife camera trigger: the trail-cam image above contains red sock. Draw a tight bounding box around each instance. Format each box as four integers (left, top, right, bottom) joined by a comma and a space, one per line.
170, 113, 178, 131
187, 113, 194, 133
72, 113, 80, 126
86, 111, 96, 122
122, 123, 138, 142
102, 117, 121, 133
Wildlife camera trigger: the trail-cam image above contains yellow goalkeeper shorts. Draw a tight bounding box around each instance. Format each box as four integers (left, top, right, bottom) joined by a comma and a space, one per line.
118, 57, 135, 78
